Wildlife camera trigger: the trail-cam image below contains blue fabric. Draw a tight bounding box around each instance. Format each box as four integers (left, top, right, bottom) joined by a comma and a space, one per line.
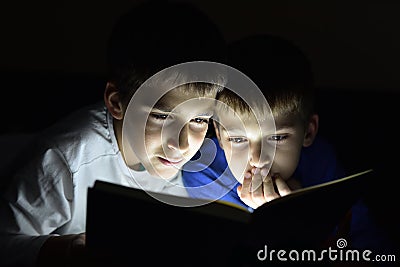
183, 135, 345, 210
182, 136, 395, 255
182, 136, 247, 209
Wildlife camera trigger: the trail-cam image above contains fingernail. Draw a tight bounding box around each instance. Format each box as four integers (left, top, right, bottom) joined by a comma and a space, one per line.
244, 172, 251, 179
254, 168, 260, 174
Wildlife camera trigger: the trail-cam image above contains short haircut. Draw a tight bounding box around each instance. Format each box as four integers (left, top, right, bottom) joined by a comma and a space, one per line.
106, 0, 227, 102
217, 34, 315, 123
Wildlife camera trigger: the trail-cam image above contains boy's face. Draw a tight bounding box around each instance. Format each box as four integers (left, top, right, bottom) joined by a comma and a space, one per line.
215, 109, 307, 184
124, 87, 216, 179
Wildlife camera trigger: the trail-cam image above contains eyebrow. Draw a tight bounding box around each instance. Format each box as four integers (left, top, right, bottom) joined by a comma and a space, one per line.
197, 112, 214, 117
222, 126, 296, 136
222, 128, 246, 135
152, 101, 174, 112
275, 126, 296, 131
150, 104, 213, 117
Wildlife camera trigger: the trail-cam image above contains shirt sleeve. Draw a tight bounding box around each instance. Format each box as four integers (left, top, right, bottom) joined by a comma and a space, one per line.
0, 147, 74, 267
298, 136, 396, 258
349, 199, 397, 258
295, 135, 346, 187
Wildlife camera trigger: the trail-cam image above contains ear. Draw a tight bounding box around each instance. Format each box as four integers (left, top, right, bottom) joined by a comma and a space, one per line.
213, 120, 224, 150
303, 114, 319, 147
104, 82, 124, 120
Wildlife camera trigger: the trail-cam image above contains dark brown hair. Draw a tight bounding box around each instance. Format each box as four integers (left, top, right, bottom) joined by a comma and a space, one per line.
217, 34, 315, 123
106, 0, 227, 102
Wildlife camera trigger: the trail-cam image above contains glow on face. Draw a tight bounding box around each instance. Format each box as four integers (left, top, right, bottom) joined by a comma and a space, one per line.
124, 87, 216, 179
217, 109, 306, 184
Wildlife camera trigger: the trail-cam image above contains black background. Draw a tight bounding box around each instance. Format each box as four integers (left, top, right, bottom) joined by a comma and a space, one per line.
1, 0, 399, 255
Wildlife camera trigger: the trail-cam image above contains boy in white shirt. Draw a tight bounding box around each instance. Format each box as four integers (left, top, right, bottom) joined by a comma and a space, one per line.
0, 1, 226, 266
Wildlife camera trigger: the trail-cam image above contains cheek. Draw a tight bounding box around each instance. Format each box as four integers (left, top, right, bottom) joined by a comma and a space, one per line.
221, 140, 249, 155
273, 148, 302, 179
187, 129, 208, 152
222, 145, 250, 183
144, 127, 162, 151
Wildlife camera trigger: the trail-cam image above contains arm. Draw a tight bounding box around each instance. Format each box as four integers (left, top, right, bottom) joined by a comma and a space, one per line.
37, 233, 86, 267
349, 199, 396, 255
0, 148, 80, 267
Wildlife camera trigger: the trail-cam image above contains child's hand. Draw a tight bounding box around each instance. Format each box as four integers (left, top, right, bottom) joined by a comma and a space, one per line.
37, 233, 87, 267
237, 167, 292, 209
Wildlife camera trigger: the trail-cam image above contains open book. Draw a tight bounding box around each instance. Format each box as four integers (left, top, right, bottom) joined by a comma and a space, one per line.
85, 169, 373, 267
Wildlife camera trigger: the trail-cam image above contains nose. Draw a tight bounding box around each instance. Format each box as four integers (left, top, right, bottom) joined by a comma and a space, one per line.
166, 123, 190, 154
248, 140, 272, 168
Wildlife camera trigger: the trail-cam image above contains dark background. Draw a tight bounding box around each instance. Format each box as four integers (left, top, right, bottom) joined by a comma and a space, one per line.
2, 1, 400, 88
1, 1, 399, 133
1, 0, 399, 252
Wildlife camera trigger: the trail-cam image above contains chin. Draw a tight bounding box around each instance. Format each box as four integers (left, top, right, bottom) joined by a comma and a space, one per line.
153, 167, 180, 180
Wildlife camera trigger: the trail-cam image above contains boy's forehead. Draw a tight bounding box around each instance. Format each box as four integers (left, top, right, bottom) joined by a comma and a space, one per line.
273, 112, 303, 128
153, 87, 216, 111
217, 109, 274, 133
217, 104, 273, 123
216, 102, 301, 129
216, 108, 303, 136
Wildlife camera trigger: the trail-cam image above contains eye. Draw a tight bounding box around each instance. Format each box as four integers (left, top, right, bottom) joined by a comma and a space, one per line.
228, 137, 247, 144
150, 113, 169, 120
269, 135, 288, 143
191, 118, 209, 124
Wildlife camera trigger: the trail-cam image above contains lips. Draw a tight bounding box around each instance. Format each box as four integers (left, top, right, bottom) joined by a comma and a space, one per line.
158, 157, 183, 166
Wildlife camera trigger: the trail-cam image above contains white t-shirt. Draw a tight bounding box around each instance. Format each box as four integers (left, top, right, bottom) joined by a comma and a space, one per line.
0, 102, 188, 267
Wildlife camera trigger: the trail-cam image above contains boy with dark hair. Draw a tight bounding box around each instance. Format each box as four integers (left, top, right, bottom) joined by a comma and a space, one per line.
183, 34, 342, 208
0, 1, 226, 266
183, 34, 394, 256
